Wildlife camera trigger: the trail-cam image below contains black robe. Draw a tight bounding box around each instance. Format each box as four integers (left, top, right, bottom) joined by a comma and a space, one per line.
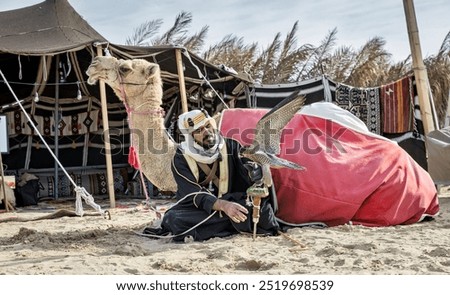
149, 138, 279, 242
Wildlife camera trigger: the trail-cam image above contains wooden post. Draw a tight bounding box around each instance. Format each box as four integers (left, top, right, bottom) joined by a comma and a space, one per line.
175, 49, 188, 113
0, 113, 12, 211
54, 54, 60, 198
445, 91, 450, 127
96, 46, 116, 208
0, 153, 13, 212
403, 0, 436, 134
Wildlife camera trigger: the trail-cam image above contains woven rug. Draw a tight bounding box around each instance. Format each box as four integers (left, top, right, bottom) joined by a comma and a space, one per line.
335, 84, 381, 134
380, 76, 414, 133
39, 169, 127, 198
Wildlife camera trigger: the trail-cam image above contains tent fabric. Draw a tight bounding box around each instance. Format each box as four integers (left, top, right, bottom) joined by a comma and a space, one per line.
219, 102, 439, 226
108, 44, 252, 84
427, 127, 450, 185
0, 1, 129, 174
0, 0, 106, 55
108, 44, 253, 123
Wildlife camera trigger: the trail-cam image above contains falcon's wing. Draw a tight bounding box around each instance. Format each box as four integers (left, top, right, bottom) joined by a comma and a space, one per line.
253, 91, 305, 154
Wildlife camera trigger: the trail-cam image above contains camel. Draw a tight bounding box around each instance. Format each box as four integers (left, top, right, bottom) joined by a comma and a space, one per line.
86, 56, 177, 191
86, 56, 439, 227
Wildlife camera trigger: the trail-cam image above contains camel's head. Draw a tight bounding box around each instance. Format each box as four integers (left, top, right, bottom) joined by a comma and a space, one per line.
86, 56, 162, 105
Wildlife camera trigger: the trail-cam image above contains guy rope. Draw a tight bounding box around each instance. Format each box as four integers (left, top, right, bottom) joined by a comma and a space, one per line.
0, 69, 108, 218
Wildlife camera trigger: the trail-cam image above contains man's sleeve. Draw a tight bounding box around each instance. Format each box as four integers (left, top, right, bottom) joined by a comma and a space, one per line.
229, 139, 253, 186
171, 151, 218, 214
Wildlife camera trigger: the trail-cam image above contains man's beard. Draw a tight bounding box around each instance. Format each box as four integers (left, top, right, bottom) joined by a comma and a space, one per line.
202, 131, 217, 149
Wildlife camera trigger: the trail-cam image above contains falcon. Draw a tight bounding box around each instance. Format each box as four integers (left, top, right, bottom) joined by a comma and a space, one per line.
240, 90, 306, 187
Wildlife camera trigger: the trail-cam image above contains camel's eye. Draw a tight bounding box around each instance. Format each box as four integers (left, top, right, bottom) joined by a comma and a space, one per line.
118, 65, 132, 76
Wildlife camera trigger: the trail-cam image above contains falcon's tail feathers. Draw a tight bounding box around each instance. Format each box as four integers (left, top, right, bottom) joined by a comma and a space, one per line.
270, 156, 306, 170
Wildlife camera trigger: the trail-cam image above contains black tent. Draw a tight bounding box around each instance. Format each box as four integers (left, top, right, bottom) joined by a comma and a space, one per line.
0, 0, 128, 176
0, 0, 136, 202
0, 0, 106, 55
0, 0, 251, 200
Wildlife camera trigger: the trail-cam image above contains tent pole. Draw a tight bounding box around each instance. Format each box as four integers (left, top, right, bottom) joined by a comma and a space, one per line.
175, 49, 188, 113
96, 46, 116, 208
402, 0, 436, 134
54, 54, 60, 199
445, 91, 450, 127
0, 153, 13, 211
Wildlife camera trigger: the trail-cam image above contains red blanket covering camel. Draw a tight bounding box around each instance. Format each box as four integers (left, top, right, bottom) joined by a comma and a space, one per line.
220, 102, 439, 226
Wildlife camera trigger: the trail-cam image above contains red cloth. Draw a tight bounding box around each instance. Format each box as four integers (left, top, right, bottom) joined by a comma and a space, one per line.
220, 108, 439, 226
128, 146, 140, 169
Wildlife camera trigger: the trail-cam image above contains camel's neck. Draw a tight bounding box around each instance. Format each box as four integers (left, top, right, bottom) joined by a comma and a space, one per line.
114, 79, 178, 191
127, 108, 178, 192
128, 110, 175, 158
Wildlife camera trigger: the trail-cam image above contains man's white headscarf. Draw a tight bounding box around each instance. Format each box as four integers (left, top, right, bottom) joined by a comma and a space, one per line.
178, 109, 224, 164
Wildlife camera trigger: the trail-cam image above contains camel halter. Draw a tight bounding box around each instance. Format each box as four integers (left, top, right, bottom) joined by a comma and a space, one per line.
117, 73, 164, 207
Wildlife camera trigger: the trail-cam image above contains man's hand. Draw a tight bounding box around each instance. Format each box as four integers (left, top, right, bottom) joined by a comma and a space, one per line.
213, 199, 248, 223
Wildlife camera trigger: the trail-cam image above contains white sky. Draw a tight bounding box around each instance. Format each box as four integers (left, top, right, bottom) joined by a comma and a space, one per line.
1, 0, 449, 62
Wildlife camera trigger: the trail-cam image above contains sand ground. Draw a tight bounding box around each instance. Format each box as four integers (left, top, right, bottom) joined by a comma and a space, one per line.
0, 188, 449, 275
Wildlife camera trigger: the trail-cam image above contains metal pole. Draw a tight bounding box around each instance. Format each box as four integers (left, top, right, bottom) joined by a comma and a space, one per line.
96, 46, 116, 208
403, 0, 436, 134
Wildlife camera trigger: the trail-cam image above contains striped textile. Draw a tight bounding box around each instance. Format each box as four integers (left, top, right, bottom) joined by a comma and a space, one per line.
380, 76, 414, 133
6, 107, 99, 136
240, 76, 334, 108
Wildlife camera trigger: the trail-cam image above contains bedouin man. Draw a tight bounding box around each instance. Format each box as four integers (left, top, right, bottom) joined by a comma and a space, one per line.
144, 109, 279, 242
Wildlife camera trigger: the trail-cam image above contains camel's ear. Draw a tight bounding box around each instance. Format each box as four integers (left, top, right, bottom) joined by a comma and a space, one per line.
144, 64, 159, 79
